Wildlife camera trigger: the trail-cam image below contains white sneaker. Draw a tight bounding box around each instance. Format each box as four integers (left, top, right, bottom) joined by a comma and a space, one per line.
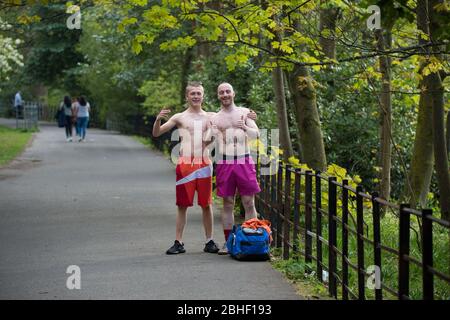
66, 138, 70, 142
69, 137, 72, 142
218, 242, 228, 255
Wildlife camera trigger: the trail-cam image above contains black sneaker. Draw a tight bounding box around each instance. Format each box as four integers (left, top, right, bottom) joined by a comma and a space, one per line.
204, 240, 219, 253
166, 240, 185, 254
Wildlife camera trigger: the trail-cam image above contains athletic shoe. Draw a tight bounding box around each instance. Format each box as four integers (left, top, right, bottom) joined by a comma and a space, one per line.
166, 240, 185, 255
66, 137, 70, 142
204, 240, 219, 253
218, 242, 228, 255
69, 137, 72, 142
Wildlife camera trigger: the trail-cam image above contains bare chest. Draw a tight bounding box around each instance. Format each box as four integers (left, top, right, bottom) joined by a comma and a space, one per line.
215, 113, 242, 131
178, 116, 208, 135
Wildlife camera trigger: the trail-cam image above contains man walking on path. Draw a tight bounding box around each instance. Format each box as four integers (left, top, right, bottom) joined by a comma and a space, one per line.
152, 82, 220, 255
210, 82, 261, 255
14, 91, 23, 119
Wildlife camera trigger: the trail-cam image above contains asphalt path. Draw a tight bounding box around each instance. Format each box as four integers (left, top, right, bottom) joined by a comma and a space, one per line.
0, 119, 301, 300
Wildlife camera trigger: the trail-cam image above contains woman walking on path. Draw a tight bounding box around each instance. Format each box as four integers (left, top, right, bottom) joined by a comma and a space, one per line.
71, 97, 79, 137
59, 96, 75, 142
74, 96, 90, 142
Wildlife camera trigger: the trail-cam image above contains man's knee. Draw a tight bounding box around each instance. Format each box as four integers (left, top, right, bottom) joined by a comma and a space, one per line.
201, 204, 212, 213
223, 197, 234, 208
242, 197, 255, 210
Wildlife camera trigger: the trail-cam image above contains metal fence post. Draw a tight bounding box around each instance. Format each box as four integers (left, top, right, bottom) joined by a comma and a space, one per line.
342, 180, 349, 299
398, 204, 410, 300
270, 162, 277, 247
283, 165, 291, 260
305, 171, 313, 264
328, 176, 337, 298
315, 171, 323, 282
276, 162, 283, 249
372, 192, 383, 300
422, 209, 433, 300
356, 185, 365, 300
293, 169, 301, 254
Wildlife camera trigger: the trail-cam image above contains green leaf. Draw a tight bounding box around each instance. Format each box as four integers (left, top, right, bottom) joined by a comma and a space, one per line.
131, 39, 142, 54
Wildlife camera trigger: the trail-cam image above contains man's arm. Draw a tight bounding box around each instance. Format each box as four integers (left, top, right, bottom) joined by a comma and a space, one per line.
247, 109, 257, 121
203, 113, 219, 144
152, 109, 178, 137
243, 116, 259, 140
237, 108, 259, 139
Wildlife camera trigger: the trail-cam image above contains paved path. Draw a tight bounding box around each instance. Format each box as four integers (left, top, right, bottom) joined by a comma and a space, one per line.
0, 119, 301, 300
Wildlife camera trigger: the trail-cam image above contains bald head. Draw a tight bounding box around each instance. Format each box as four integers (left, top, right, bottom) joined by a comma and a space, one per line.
217, 82, 234, 93
217, 82, 235, 108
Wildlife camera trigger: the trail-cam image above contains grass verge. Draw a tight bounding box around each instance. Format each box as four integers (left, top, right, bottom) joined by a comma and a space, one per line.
0, 125, 34, 167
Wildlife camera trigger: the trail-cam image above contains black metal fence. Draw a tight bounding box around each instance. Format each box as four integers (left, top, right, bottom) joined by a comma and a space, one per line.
13, 101, 41, 130
254, 160, 450, 300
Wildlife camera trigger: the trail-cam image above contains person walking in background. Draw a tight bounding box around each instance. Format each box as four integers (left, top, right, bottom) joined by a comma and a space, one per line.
73, 96, 90, 142
71, 97, 79, 137
59, 96, 74, 142
14, 91, 23, 119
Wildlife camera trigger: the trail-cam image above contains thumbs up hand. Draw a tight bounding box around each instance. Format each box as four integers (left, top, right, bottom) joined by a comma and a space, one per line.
237, 114, 247, 131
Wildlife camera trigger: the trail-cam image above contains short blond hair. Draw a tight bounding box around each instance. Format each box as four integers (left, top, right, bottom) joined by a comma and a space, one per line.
185, 81, 204, 95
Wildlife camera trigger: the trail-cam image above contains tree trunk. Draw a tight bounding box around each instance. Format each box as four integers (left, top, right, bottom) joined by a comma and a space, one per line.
430, 70, 450, 220
406, 78, 434, 207
446, 110, 450, 156
375, 28, 392, 202
406, 0, 434, 208
287, 66, 327, 171
272, 66, 293, 161
429, 0, 450, 221
269, 12, 293, 162
319, 7, 338, 59
319, 6, 339, 101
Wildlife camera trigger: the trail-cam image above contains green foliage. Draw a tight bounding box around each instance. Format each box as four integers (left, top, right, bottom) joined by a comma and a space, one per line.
20, 4, 84, 87
138, 72, 180, 115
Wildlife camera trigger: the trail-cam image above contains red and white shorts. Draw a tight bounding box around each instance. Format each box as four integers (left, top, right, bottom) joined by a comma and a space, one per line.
176, 157, 212, 208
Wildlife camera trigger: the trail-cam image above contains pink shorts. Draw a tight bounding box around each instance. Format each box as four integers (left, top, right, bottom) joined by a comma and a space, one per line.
215, 155, 261, 197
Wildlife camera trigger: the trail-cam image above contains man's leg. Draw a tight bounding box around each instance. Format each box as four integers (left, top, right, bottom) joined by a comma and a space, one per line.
167, 206, 188, 255
241, 195, 258, 221
201, 204, 213, 240
222, 196, 235, 241
175, 206, 188, 242
217, 196, 235, 255
202, 204, 219, 253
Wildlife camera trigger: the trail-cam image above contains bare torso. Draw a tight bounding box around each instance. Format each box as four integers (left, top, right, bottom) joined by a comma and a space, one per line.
212, 106, 250, 156
172, 109, 215, 158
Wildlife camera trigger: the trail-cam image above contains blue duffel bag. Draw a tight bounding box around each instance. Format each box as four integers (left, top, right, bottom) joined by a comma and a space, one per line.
226, 224, 271, 261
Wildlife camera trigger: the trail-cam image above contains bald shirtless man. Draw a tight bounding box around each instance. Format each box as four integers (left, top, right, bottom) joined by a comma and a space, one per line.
210, 82, 261, 255
152, 82, 256, 255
